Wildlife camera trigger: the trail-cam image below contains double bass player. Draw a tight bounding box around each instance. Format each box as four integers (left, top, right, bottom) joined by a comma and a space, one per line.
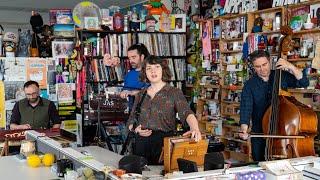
239, 50, 309, 161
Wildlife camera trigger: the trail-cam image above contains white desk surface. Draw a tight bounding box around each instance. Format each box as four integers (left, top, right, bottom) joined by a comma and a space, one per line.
0, 156, 59, 180
73, 146, 123, 168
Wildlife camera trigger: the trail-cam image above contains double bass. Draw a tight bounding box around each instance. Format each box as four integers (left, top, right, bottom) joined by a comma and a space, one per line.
260, 26, 318, 161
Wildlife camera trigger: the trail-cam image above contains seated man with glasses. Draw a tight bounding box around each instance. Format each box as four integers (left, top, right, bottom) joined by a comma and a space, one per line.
10, 80, 60, 130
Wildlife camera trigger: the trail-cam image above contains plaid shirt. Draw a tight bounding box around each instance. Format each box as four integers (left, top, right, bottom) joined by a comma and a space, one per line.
240, 70, 309, 133
127, 84, 194, 132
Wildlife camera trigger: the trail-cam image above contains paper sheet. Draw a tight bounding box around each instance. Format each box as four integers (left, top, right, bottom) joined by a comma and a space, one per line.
265, 160, 299, 176
3, 57, 26, 81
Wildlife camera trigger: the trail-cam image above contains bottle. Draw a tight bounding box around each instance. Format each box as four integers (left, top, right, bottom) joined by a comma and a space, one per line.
0, 32, 3, 57
312, 9, 318, 27
30, 33, 39, 57
124, 15, 129, 32
275, 12, 281, 30
96, 33, 101, 56
113, 9, 124, 32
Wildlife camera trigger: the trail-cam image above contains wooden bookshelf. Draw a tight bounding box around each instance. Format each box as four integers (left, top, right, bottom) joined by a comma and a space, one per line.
288, 58, 313, 62
220, 50, 242, 54
220, 13, 247, 19
220, 38, 243, 42
293, 28, 320, 35
222, 100, 240, 105
251, 6, 284, 14
288, 88, 320, 94
222, 85, 243, 90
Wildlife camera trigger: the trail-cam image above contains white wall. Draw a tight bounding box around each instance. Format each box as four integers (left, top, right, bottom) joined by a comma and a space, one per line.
0, 10, 49, 34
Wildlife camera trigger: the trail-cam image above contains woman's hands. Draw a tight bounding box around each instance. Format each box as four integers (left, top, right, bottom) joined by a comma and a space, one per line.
183, 129, 202, 142
134, 125, 152, 137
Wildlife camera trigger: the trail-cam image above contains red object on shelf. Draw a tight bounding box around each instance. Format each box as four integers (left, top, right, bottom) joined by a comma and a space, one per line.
113, 11, 124, 32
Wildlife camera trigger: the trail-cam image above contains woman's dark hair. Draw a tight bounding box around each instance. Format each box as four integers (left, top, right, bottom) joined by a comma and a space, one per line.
127, 43, 150, 58
249, 50, 270, 63
140, 55, 172, 83
24, 80, 39, 88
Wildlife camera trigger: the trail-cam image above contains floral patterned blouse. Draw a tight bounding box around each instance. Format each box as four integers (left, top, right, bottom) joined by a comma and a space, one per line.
127, 84, 194, 132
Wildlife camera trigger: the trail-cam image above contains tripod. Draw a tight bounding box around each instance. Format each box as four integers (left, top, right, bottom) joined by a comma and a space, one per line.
93, 96, 113, 151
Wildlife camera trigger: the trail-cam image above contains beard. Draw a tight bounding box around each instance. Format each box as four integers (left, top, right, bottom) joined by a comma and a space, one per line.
130, 63, 137, 69
28, 96, 39, 103
147, 25, 155, 32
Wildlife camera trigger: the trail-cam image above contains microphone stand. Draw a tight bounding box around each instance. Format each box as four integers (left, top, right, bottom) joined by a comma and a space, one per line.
93, 94, 113, 151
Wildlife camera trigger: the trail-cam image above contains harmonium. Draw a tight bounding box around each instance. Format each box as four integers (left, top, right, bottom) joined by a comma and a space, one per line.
163, 136, 209, 173
0, 129, 61, 141
0, 129, 61, 156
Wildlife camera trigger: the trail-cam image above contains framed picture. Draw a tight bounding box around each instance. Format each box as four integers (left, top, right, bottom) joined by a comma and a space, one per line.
171, 14, 186, 32
52, 41, 74, 58
313, 94, 320, 108
53, 24, 75, 38
84, 17, 99, 29
49, 9, 72, 25
140, 15, 160, 32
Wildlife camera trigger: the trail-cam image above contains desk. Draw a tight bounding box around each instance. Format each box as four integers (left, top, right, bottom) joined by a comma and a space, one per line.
0, 156, 59, 179
74, 146, 123, 168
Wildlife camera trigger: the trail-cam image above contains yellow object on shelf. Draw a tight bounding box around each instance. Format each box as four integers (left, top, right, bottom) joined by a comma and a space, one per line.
42, 153, 55, 167
27, 154, 41, 168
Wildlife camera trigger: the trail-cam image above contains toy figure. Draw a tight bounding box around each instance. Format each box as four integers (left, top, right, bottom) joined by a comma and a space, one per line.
16, 29, 32, 57
130, 7, 141, 31
252, 17, 263, 33
262, 18, 273, 32
212, 0, 222, 18
39, 25, 53, 57
3, 32, 18, 57
144, 0, 170, 15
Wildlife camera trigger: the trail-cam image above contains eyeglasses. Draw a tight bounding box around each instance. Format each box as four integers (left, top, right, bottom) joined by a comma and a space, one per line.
25, 92, 38, 97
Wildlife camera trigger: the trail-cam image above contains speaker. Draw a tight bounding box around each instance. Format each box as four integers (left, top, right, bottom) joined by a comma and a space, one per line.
177, 158, 198, 173
119, 155, 147, 174
204, 152, 224, 171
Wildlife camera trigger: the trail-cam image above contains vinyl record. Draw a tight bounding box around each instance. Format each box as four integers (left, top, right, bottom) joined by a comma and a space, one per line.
72, 1, 101, 28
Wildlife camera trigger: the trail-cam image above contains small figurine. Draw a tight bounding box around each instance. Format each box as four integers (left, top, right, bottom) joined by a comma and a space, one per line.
16, 29, 32, 57
211, 0, 222, 18
252, 17, 263, 33
130, 7, 140, 31
262, 18, 273, 32
39, 25, 53, 57
144, 0, 170, 15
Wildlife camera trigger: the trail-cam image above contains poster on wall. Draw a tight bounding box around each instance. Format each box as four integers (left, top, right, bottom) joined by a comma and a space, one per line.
3, 81, 25, 128
47, 58, 57, 101
3, 57, 26, 81
57, 83, 74, 103
26, 58, 47, 89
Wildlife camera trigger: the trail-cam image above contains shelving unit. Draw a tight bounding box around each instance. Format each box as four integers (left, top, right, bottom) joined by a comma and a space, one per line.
196, 1, 320, 163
